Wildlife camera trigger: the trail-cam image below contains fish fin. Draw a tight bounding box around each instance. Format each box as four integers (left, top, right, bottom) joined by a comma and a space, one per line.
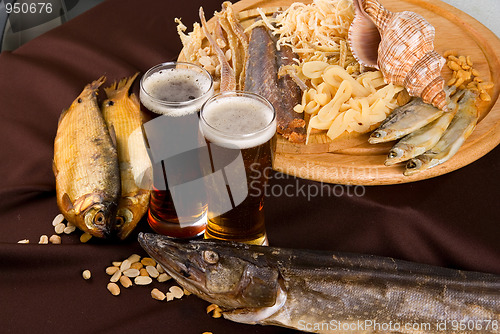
52, 160, 58, 177
104, 72, 139, 99
73, 193, 101, 215
61, 193, 74, 213
88, 76, 106, 98
57, 108, 70, 126
129, 92, 140, 109
108, 123, 118, 148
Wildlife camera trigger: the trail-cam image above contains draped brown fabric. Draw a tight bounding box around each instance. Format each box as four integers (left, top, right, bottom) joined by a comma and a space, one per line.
0, 0, 498, 333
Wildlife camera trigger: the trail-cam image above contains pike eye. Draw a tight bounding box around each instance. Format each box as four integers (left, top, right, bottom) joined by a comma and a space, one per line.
202, 251, 219, 264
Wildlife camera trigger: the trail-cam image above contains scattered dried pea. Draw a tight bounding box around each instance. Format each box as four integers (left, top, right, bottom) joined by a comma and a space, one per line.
119, 275, 133, 288
157, 273, 171, 283
207, 304, 222, 318
169, 286, 184, 299
146, 265, 159, 278
141, 257, 156, 267
82, 270, 91, 280
134, 276, 153, 285
49, 235, 61, 244
39, 235, 49, 244
107, 282, 120, 296
52, 213, 65, 227
120, 259, 132, 272
106, 266, 119, 275
140, 268, 149, 276
151, 288, 166, 301
123, 268, 140, 278
54, 223, 65, 234
80, 233, 92, 243
110, 270, 121, 283
130, 262, 143, 270
17, 239, 29, 244
127, 254, 141, 263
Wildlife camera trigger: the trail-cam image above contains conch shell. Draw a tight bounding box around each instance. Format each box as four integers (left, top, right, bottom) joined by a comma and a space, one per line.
348, 0, 447, 111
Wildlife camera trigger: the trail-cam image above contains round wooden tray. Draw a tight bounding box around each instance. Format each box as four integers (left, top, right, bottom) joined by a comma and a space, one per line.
189, 0, 500, 185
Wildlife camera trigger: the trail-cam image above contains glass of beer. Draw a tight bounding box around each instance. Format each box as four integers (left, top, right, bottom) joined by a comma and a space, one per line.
199, 91, 276, 245
140, 62, 214, 238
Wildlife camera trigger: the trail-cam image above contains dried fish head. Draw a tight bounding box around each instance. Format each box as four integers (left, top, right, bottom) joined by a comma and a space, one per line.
348, 0, 447, 110
81, 201, 118, 237
138, 233, 280, 309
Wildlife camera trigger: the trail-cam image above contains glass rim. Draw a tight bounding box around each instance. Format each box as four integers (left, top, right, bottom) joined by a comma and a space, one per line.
140, 61, 214, 107
200, 90, 276, 139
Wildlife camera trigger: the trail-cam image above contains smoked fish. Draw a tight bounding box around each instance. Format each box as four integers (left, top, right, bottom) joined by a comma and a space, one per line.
245, 24, 306, 143
139, 233, 500, 334
53, 77, 120, 238
102, 73, 152, 240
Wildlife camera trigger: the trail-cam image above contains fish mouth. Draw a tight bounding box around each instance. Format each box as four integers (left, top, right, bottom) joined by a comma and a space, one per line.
138, 233, 208, 294
82, 202, 117, 238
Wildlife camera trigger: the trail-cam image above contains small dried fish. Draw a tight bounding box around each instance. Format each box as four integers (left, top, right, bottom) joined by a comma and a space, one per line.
53, 77, 120, 238
369, 98, 444, 144
405, 90, 478, 175
102, 73, 152, 240
385, 91, 464, 165
199, 7, 236, 92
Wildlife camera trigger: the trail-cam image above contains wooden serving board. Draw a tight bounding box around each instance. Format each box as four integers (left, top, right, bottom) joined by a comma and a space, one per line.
188, 0, 500, 185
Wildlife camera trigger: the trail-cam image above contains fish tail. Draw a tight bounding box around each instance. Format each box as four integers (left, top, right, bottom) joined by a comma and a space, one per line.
104, 72, 139, 99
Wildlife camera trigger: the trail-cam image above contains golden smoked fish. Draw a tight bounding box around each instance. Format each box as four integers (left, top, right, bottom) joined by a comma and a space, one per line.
53, 77, 120, 238
102, 73, 152, 240
139, 233, 500, 334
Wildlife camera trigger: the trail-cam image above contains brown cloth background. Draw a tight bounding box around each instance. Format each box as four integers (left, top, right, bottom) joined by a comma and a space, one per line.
0, 0, 498, 333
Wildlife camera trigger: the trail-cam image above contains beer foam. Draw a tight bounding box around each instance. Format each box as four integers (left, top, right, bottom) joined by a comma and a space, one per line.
140, 68, 213, 116
201, 96, 276, 149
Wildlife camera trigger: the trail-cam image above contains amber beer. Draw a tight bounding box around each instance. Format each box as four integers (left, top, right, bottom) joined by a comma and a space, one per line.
140, 62, 213, 238
200, 91, 276, 245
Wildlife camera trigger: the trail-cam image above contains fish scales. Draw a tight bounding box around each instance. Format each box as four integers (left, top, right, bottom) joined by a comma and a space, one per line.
102, 73, 152, 239
53, 77, 120, 238
245, 24, 305, 143
138, 234, 500, 334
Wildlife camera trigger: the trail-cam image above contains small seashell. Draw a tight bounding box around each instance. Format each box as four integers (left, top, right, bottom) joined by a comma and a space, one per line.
348, 0, 447, 110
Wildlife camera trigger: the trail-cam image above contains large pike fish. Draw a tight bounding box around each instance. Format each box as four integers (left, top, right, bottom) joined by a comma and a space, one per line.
102, 73, 152, 240
53, 77, 120, 238
139, 233, 500, 334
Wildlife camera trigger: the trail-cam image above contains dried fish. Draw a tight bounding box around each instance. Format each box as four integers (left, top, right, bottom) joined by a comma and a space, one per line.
405, 90, 478, 175
139, 233, 500, 334
385, 91, 464, 165
199, 7, 236, 92
102, 73, 152, 239
369, 97, 444, 144
245, 23, 305, 143
53, 77, 120, 238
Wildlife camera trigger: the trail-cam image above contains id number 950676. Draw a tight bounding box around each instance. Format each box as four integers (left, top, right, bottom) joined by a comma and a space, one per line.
5, 2, 53, 14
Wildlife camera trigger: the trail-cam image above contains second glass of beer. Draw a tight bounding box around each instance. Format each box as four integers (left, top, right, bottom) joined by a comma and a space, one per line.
140, 62, 213, 238
200, 91, 276, 245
